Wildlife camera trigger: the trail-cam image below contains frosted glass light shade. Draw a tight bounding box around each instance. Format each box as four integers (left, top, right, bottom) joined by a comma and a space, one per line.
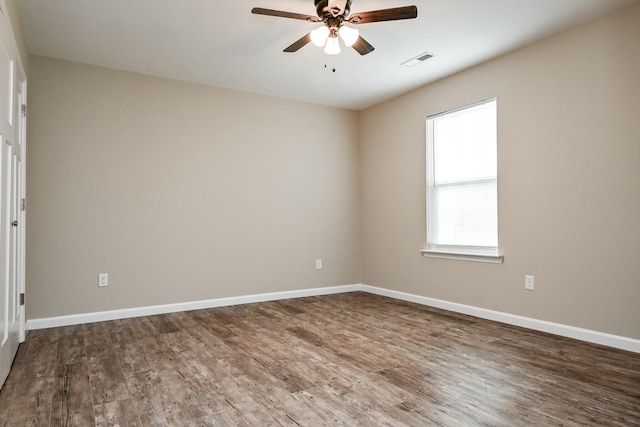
338, 25, 359, 47
310, 26, 330, 47
324, 36, 341, 55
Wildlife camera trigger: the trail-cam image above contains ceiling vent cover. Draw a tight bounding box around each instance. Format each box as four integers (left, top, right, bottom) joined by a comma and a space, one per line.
401, 51, 434, 67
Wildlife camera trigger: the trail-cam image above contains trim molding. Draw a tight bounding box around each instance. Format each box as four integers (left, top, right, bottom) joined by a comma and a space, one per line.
26, 284, 360, 330
420, 249, 504, 264
361, 285, 640, 353
27, 283, 639, 353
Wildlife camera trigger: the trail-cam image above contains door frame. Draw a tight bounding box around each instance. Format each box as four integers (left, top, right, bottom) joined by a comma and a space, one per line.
17, 77, 25, 342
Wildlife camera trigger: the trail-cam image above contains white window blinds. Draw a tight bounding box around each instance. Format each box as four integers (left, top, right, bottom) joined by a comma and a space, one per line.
425, 98, 500, 260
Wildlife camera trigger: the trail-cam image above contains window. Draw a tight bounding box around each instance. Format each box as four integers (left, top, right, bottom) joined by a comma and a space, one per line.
422, 98, 502, 263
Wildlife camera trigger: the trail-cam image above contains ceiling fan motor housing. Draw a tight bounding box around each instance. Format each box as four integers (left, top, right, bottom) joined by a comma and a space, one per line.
315, 0, 352, 19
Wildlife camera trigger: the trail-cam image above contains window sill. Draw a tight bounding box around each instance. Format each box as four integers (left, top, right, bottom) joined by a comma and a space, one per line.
420, 249, 504, 264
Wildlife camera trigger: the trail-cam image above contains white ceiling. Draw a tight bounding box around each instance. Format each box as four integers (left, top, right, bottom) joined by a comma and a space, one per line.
16, 0, 640, 110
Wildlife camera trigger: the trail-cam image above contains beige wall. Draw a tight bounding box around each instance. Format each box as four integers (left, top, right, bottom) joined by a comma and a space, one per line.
26, 4, 640, 340
26, 56, 361, 319
359, 4, 640, 339
3, 0, 29, 72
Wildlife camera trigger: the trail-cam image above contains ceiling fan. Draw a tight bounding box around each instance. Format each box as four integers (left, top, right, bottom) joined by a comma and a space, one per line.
251, 0, 418, 55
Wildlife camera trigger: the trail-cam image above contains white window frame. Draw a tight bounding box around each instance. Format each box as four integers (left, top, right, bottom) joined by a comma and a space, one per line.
421, 98, 503, 263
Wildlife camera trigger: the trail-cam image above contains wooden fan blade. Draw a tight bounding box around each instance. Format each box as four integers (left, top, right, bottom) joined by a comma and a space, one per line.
352, 36, 374, 55
348, 5, 417, 24
251, 7, 320, 22
284, 33, 312, 53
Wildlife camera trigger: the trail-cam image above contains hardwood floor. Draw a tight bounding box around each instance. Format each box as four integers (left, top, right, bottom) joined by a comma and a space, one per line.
0, 292, 638, 426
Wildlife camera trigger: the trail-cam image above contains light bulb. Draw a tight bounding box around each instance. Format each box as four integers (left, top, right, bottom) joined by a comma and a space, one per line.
310, 26, 330, 47
338, 25, 359, 47
324, 35, 341, 55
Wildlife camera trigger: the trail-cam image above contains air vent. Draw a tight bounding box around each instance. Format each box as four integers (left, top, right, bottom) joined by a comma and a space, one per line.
401, 51, 434, 67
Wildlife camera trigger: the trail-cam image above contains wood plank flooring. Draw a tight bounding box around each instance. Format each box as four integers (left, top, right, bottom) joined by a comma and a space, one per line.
0, 292, 638, 426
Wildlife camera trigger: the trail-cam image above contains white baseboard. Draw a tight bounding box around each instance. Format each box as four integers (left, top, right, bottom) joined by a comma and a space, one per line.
26, 284, 360, 331
27, 283, 639, 353
361, 285, 640, 353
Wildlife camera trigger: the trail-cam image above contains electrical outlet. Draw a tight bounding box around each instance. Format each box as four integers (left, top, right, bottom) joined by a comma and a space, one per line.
525, 275, 534, 291
316, 259, 322, 270
98, 273, 109, 287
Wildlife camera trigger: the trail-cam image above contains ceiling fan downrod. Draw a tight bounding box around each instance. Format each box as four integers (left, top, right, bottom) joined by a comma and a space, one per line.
315, 0, 352, 19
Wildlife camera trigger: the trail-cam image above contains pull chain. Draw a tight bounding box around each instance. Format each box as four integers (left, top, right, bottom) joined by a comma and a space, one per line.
323, 55, 337, 73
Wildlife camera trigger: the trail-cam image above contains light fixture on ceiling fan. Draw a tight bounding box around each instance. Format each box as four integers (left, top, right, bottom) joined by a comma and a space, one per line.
252, 0, 418, 56
310, 24, 360, 55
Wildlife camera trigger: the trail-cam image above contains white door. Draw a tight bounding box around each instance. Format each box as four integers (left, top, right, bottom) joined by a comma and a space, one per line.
0, 32, 24, 387
0, 138, 17, 387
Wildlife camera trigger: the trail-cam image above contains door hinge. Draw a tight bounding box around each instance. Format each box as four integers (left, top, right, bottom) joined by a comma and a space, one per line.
21, 198, 25, 211
20, 104, 26, 118
19, 293, 24, 306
